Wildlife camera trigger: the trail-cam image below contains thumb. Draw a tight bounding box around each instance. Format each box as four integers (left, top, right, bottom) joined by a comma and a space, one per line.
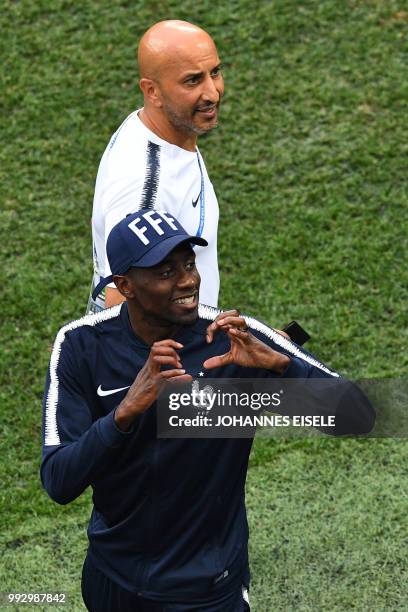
203, 351, 231, 370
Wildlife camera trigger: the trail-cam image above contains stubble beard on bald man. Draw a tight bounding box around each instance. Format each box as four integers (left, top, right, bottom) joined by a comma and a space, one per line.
161, 101, 220, 137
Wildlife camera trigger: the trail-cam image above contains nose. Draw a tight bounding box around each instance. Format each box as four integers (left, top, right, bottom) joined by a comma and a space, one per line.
201, 74, 221, 104
176, 266, 198, 290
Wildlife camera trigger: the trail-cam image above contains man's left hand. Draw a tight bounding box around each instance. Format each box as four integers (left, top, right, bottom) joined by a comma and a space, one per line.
206, 310, 289, 343
204, 312, 290, 375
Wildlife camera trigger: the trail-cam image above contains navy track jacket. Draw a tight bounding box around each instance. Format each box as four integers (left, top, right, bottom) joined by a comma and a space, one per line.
41, 303, 373, 602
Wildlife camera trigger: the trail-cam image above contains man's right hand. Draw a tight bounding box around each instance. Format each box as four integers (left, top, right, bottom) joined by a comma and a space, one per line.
114, 339, 192, 431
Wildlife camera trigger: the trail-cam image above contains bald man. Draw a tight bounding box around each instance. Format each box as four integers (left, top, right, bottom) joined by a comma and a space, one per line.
88, 20, 224, 313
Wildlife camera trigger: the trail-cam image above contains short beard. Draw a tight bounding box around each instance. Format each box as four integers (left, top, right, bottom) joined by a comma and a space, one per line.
162, 103, 218, 136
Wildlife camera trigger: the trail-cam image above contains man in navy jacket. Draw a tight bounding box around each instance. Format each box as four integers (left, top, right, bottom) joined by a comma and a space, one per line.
41, 210, 374, 611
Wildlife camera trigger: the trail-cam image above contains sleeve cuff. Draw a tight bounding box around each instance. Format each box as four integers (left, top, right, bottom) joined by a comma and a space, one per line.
96, 410, 134, 448
281, 357, 309, 378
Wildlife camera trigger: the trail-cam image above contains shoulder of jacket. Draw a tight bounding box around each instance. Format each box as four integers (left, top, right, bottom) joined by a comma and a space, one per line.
53, 305, 122, 348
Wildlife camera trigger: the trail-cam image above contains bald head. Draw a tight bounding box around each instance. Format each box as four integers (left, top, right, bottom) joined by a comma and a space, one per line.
137, 20, 224, 149
138, 20, 216, 81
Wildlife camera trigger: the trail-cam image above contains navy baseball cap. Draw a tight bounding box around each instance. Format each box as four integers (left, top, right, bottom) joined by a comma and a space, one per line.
92, 210, 207, 300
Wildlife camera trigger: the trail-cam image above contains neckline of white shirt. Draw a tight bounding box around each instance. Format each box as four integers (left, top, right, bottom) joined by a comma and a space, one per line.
134, 108, 199, 157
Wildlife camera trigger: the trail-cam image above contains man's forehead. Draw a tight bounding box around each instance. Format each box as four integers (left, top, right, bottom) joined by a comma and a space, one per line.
170, 45, 220, 71
140, 25, 219, 79
160, 61, 219, 98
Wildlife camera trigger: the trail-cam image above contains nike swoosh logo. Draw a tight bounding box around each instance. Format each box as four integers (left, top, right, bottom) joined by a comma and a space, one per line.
97, 384, 130, 397
192, 192, 200, 207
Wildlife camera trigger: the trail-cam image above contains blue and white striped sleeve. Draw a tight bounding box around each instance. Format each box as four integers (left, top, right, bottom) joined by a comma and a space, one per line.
41, 327, 133, 505
242, 315, 375, 435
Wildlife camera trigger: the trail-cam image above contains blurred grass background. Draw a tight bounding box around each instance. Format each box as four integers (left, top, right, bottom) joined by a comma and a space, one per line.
1, 0, 407, 609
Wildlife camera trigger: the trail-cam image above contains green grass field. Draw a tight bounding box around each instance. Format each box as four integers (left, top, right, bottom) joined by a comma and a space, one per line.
1, 0, 407, 610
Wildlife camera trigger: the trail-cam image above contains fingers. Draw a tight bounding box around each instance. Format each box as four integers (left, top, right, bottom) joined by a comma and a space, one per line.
206, 310, 240, 343
227, 327, 250, 340
152, 355, 183, 368
217, 309, 241, 319
204, 328, 253, 370
159, 369, 192, 382
203, 352, 230, 370
167, 373, 193, 384
149, 343, 184, 370
152, 339, 184, 349
216, 315, 247, 327
206, 310, 246, 343
221, 317, 248, 332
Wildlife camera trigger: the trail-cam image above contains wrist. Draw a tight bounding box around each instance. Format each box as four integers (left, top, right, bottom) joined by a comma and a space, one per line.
264, 351, 290, 375
114, 400, 141, 432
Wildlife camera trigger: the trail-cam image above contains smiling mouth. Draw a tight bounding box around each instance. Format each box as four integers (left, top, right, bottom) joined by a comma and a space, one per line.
195, 104, 217, 114
173, 293, 197, 305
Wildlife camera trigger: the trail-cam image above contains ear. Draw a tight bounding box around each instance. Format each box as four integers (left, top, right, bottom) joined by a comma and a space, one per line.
139, 77, 163, 108
113, 274, 136, 299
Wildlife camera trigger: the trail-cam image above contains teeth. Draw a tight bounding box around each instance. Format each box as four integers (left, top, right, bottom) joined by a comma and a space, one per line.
174, 295, 195, 305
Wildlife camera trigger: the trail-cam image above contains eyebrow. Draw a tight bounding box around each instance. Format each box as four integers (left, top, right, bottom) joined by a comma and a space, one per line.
182, 63, 223, 80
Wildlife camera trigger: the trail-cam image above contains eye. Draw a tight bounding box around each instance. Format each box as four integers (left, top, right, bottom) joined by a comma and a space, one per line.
158, 267, 173, 279
185, 260, 196, 271
185, 74, 201, 85
211, 66, 221, 77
